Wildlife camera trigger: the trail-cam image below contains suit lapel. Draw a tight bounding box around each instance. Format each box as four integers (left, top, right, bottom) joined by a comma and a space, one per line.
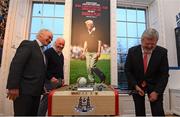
136, 46, 144, 74
145, 47, 157, 74
33, 40, 47, 67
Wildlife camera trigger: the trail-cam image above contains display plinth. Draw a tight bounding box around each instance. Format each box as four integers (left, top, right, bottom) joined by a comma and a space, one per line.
48, 84, 119, 116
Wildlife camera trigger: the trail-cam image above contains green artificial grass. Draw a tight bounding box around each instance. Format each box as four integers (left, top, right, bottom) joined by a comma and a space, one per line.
70, 59, 111, 84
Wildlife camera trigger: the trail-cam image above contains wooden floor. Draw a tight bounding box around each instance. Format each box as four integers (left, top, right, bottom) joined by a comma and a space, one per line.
62, 114, 178, 117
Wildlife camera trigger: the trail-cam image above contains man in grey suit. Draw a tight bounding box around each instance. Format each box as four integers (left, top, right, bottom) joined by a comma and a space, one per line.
6, 29, 58, 116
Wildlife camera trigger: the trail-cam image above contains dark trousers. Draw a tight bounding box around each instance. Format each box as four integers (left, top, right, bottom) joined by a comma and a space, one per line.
13, 94, 40, 116
37, 94, 48, 116
38, 80, 62, 116
132, 93, 165, 116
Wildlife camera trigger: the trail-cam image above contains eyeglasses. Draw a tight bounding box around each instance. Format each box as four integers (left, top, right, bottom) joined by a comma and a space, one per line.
56, 44, 64, 48
42, 33, 53, 40
46, 35, 53, 40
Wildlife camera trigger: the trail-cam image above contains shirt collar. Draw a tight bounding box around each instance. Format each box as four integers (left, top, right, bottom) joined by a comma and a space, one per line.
88, 27, 96, 34
52, 46, 62, 56
141, 46, 153, 55
36, 39, 43, 47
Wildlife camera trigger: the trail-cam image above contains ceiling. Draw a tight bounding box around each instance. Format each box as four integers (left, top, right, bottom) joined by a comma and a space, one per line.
117, 0, 155, 6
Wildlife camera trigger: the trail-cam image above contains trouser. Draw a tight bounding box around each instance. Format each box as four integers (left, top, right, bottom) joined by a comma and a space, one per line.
13, 94, 40, 116
38, 94, 48, 116
85, 52, 98, 83
38, 79, 62, 116
91, 67, 106, 83
132, 93, 165, 116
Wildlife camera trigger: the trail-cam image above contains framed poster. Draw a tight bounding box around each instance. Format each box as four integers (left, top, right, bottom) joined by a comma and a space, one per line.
70, 0, 110, 84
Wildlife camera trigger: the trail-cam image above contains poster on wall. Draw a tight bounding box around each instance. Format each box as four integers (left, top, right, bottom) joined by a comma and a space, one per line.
0, 0, 10, 66
70, 0, 110, 84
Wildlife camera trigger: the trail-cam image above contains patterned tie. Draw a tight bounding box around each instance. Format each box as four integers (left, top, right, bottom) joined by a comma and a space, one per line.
40, 46, 46, 65
143, 53, 148, 73
40, 46, 45, 52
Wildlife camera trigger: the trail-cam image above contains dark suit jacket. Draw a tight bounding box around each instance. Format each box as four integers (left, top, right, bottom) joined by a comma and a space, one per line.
6, 40, 47, 96
125, 45, 169, 94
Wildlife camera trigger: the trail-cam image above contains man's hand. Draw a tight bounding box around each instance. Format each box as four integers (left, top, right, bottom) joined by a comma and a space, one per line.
61, 79, 65, 86
141, 81, 147, 88
149, 91, 158, 102
7, 89, 19, 101
135, 85, 145, 96
50, 77, 59, 84
80, 52, 86, 60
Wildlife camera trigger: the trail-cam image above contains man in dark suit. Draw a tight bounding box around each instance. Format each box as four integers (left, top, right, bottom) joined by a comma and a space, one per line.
125, 28, 169, 116
6, 29, 58, 116
38, 37, 65, 115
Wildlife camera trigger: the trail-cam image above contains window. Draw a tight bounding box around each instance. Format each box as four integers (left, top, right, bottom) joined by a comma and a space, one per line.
29, 2, 65, 47
116, 7, 147, 91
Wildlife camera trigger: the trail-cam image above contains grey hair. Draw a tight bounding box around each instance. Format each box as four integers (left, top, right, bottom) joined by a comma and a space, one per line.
141, 28, 159, 40
85, 19, 94, 25
36, 28, 52, 39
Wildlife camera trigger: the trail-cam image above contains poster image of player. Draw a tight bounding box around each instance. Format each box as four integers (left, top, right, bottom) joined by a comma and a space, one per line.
70, 0, 110, 85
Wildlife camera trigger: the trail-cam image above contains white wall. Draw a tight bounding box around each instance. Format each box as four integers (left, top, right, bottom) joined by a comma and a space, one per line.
159, 0, 180, 90
0, 0, 32, 115
162, 0, 180, 66
169, 70, 180, 89
149, 0, 180, 66
159, 0, 180, 98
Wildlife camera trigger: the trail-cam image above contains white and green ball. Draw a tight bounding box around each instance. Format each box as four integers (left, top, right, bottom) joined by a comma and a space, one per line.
77, 77, 87, 86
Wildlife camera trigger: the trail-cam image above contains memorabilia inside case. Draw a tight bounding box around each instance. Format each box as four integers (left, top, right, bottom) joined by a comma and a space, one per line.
48, 82, 119, 116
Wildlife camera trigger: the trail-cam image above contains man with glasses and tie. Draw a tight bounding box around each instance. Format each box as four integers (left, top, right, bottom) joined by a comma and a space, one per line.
125, 28, 169, 116
38, 37, 65, 116
6, 29, 56, 116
